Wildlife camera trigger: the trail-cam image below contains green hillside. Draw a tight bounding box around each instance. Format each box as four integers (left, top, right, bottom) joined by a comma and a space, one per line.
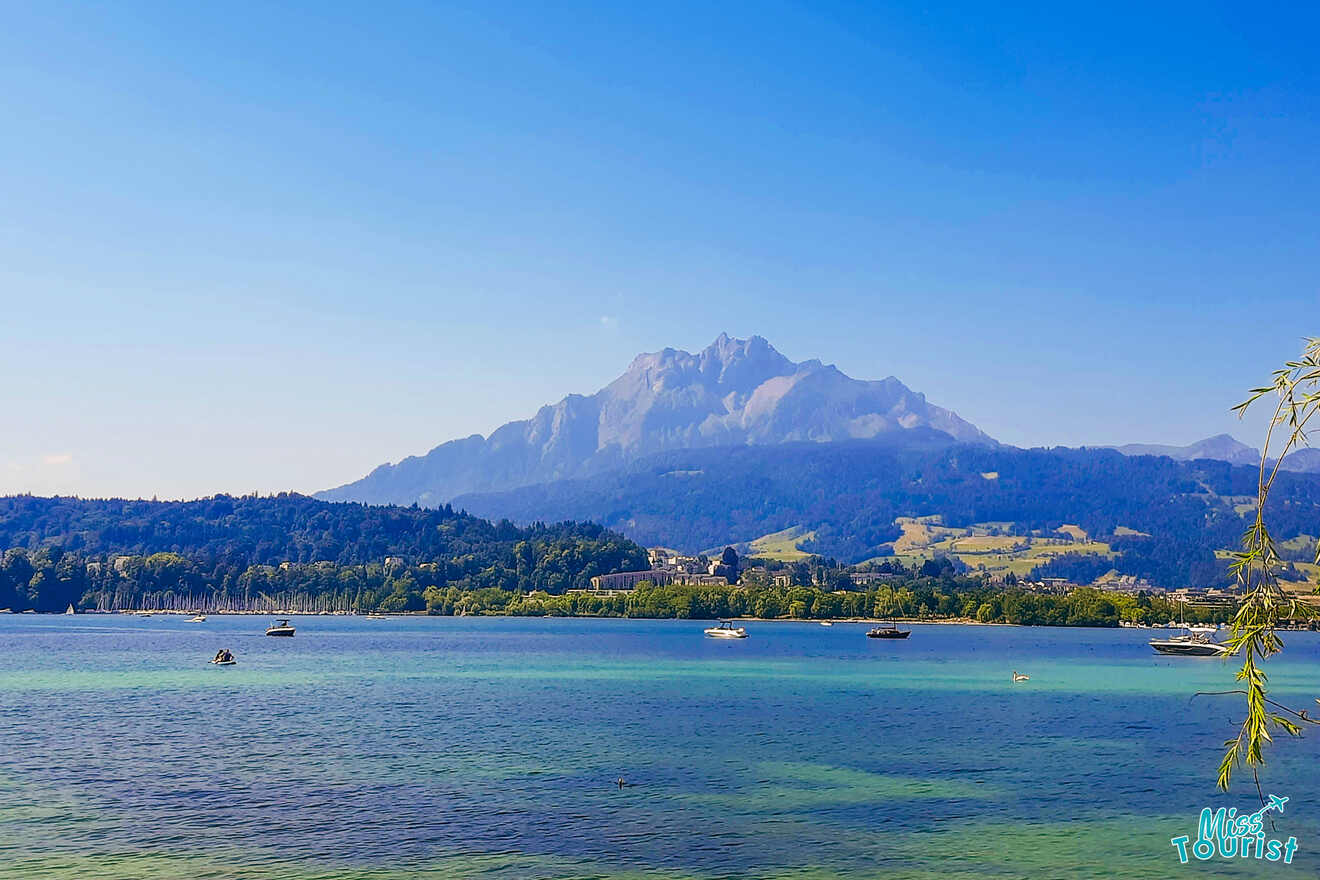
458, 440, 1320, 589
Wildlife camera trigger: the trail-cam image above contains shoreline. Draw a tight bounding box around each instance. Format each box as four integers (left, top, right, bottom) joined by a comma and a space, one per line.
7, 610, 1231, 630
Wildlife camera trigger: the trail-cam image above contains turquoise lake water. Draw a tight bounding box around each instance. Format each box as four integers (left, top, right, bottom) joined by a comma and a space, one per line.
0, 615, 1317, 879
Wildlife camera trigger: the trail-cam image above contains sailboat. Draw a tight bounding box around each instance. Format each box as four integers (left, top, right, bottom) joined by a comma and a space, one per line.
65, 603, 75, 615
867, 623, 911, 639
867, 609, 911, 639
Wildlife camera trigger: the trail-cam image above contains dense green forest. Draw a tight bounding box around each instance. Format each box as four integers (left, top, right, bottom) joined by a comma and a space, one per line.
0, 494, 647, 612
456, 441, 1320, 587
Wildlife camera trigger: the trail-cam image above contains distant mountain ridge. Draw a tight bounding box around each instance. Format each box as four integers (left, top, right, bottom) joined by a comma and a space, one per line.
1112, 433, 1320, 473
318, 334, 994, 507
451, 439, 1320, 586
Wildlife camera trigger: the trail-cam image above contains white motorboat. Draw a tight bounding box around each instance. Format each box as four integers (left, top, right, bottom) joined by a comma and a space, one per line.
1012, 671, 1030, 682
819, 620, 834, 627
1150, 626, 1230, 657
704, 620, 748, 639
189, 615, 207, 623
265, 618, 296, 637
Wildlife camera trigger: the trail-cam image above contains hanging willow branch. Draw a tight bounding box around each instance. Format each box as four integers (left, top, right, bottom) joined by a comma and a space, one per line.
1217, 338, 1320, 791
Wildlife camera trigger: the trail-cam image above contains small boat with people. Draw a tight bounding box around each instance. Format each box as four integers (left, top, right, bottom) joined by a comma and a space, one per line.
210, 648, 236, 666
866, 623, 911, 639
265, 618, 296, 637
1149, 625, 1230, 657
704, 620, 748, 639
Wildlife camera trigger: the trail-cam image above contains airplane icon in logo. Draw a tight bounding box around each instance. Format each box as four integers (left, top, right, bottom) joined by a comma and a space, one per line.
1245, 794, 1289, 827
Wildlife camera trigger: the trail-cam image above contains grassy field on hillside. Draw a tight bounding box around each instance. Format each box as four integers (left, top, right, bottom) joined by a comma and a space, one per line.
719, 526, 817, 562
881, 516, 1116, 578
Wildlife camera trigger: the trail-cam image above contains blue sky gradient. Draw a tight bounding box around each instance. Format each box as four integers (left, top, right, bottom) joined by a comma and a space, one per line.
1, 1, 1317, 498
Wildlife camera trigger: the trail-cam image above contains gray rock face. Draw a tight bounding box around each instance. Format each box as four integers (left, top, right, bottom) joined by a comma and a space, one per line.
317, 333, 994, 506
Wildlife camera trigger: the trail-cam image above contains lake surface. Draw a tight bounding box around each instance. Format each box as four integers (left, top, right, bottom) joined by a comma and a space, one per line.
0, 615, 1317, 879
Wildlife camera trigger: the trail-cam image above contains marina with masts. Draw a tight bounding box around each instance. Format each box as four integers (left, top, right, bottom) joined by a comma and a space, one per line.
81, 589, 372, 616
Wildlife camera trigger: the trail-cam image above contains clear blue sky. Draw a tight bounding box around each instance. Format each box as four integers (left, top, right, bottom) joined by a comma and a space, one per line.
2, 1, 1316, 499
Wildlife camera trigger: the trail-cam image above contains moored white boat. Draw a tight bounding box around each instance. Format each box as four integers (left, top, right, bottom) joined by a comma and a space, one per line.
704, 620, 747, 639
1150, 626, 1230, 657
265, 618, 296, 637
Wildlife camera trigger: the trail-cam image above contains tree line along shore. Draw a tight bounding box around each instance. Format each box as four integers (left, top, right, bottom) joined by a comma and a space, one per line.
0, 494, 1275, 627
1, 552, 1238, 627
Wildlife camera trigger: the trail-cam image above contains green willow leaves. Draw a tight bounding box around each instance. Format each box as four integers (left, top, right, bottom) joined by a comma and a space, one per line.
1218, 338, 1320, 790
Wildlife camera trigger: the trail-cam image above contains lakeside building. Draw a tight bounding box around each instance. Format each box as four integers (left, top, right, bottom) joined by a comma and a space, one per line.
1095, 573, 1159, 593
646, 547, 708, 576
587, 570, 729, 592
1166, 586, 1238, 608
849, 572, 902, 587
682, 574, 731, 586
1014, 578, 1079, 594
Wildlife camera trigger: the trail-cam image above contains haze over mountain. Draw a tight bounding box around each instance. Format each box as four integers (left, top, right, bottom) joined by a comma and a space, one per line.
1112, 433, 1320, 473
1113, 434, 1259, 466
451, 439, 1320, 586
318, 334, 994, 507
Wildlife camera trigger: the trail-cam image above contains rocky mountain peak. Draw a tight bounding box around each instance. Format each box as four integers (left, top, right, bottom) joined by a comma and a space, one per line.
317, 334, 994, 507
